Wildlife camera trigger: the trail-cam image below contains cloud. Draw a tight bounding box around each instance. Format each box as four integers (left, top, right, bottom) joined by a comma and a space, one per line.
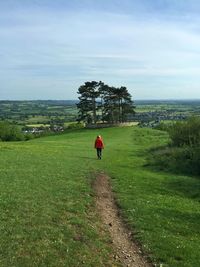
0, 1, 200, 99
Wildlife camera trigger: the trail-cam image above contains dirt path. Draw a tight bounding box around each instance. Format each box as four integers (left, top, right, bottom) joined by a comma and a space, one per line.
93, 173, 152, 267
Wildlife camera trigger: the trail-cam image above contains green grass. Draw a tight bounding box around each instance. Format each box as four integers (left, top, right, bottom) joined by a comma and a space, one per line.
0, 127, 199, 266
98, 128, 200, 267
0, 135, 115, 266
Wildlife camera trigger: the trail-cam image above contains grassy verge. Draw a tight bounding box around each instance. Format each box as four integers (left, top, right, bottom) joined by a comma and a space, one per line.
0, 127, 199, 266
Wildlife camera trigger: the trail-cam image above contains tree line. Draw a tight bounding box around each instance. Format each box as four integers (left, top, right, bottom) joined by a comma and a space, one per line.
77, 81, 135, 124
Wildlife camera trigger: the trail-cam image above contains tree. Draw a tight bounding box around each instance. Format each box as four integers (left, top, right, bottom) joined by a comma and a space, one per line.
118, 86, 135, 122
77, 81, 135, 124
100, 84, 135, 123
99, 84, 114, 123
77, 81, 101, 124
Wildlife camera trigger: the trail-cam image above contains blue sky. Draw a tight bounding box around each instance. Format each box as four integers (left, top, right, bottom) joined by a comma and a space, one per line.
1, 0, 200, 100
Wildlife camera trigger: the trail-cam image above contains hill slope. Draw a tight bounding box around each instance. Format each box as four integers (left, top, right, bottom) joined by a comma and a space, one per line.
0, 127, 199, 267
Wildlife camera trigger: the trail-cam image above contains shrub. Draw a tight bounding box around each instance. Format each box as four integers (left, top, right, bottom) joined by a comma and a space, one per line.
0, 121, 24, 141
168, 117, 200, 147
67, 122, 85, 130
24, 133, 34, 140
149, 146, 200, 175
154, 122, 171, 131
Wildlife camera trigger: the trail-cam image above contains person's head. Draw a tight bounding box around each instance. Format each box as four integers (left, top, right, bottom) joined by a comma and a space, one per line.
97, 135, 101, 139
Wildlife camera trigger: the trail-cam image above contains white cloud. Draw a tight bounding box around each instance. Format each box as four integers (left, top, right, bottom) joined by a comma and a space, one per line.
1, 3, 200, 99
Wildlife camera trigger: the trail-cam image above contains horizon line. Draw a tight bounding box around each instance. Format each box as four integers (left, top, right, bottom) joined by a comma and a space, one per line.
1, 98, 200, 102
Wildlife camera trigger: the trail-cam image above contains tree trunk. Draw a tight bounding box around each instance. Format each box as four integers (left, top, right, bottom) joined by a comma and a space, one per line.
92, 97, 96, 124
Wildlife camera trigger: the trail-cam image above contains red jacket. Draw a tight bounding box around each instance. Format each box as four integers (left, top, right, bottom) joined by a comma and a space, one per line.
94, 138, 104, 149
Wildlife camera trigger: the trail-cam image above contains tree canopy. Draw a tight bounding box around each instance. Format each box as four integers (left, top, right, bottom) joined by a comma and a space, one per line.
77, 81, 135, 124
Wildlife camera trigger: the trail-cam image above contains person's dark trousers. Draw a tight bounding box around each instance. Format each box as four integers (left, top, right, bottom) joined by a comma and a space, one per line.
96, 148, 102, 159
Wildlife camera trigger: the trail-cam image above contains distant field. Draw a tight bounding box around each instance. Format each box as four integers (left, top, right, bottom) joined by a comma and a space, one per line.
26, 124, 50, 127
135, 99, 200, 116
0, 127, 199, 266
0, 100, 78, 127
1, 100, 200, 129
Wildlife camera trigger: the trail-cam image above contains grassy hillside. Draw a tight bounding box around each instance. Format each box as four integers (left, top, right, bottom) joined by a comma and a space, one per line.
0, 127, 199, 267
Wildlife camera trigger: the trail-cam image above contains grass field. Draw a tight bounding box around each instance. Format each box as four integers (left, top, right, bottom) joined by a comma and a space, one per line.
0, 127, 199, 266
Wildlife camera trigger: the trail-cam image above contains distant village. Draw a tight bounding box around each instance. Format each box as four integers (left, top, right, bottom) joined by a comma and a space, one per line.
22, 125, 64, 134
22, 110, 189, 134
129, 110, 187, 127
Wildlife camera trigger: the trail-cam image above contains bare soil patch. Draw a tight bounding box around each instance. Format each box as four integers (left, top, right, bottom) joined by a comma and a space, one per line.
93, 173, 152, 267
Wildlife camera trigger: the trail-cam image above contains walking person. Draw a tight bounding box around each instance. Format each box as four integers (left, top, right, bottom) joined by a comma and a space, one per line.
94, 135, 104, 159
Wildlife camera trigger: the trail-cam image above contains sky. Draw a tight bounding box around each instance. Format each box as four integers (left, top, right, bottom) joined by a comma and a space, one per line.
1, 0, 200, 100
